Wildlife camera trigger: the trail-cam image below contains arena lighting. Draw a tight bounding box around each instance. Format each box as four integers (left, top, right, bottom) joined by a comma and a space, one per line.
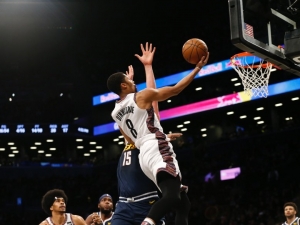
275, 103, 283, 107
220, 167, 241, 181
240, 115, 247, 119
93, 78, 300, 136
227, 111, 234, 115
184, 121, 190, 124
254, 117, 261, 120
93, 56, 261, 106
292, 97, 299, 100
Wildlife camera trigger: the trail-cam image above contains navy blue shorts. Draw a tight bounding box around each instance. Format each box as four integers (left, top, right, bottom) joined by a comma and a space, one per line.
111, 199, 165, 225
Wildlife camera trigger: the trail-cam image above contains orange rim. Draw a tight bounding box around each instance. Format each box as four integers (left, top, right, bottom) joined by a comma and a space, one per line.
230, 52, 281, 70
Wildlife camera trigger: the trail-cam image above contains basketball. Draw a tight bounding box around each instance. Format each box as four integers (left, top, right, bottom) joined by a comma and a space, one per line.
182, 38, 208, 64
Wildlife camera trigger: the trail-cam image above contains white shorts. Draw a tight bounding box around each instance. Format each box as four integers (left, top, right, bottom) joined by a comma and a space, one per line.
138, 134, 181, 190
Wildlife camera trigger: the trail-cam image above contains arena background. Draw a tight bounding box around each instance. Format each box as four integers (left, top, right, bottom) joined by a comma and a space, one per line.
0, 0, 300, 224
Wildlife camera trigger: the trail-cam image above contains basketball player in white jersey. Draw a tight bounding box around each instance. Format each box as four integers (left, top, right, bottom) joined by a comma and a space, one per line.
39, 189, 86, 225
107, 43, 209, 225
85, 194, 114, 225
282, 202, 299, 225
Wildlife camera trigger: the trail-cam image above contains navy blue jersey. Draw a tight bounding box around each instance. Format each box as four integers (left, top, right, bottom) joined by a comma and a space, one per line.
117, 144, 158, 197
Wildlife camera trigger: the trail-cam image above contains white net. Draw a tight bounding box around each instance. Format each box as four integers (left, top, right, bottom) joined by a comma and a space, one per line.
231, 54, 273, 98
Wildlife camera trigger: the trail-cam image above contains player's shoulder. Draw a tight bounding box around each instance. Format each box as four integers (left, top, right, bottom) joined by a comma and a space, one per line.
39, 220, 49, 225
71, 214, 86, 224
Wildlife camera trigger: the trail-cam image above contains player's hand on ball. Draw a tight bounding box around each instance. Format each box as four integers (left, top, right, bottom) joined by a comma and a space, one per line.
196, 52, 209, 70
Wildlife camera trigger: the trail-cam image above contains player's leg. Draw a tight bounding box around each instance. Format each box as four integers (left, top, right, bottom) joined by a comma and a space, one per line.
174, 191, 191, 225
142, 171, 182, 224
112, 217, 135, 225
112, 202, 135, 225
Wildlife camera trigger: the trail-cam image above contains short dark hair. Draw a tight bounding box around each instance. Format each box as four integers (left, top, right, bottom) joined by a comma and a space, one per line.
284, 202, 298, 213
41, 189, 68, 215
107, 72, 126, 95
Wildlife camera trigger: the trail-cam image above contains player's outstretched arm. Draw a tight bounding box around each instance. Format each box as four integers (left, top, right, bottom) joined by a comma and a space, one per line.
138, 53, 209, 104
134, 42, 160, 120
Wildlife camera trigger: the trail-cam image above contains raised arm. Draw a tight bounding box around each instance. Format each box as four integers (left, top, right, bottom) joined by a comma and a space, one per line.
137, 53, 209, 105
135, 42, 160, 120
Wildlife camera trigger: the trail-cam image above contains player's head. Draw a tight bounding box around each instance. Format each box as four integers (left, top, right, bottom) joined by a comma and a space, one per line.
98, 194, 113, 215
41, 189, 68, 215
107, 72, 137, 95
284, 202, 297, 217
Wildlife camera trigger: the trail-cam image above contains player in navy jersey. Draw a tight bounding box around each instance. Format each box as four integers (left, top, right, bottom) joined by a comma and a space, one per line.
85, 194, 114, 225
39, 189, 86, 225
109, 43, 193, 225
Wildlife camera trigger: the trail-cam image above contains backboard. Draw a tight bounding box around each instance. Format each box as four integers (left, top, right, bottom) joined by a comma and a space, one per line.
228, 0, 300, 76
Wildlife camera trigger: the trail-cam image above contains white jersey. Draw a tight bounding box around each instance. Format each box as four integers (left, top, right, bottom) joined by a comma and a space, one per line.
46, 213, 74, 225
111, 93, 165, 149
112, 93, 181, 186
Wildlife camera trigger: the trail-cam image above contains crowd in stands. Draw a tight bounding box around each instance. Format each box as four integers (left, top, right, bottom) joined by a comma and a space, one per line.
0, 124, 299, 225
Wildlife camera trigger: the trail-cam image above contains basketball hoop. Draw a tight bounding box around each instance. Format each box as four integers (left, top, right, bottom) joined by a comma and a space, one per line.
230, 52, 279, 98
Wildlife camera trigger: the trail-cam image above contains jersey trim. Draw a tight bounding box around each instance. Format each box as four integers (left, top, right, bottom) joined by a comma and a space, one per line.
119, 191, 159, 203
123, 144, 136, 151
